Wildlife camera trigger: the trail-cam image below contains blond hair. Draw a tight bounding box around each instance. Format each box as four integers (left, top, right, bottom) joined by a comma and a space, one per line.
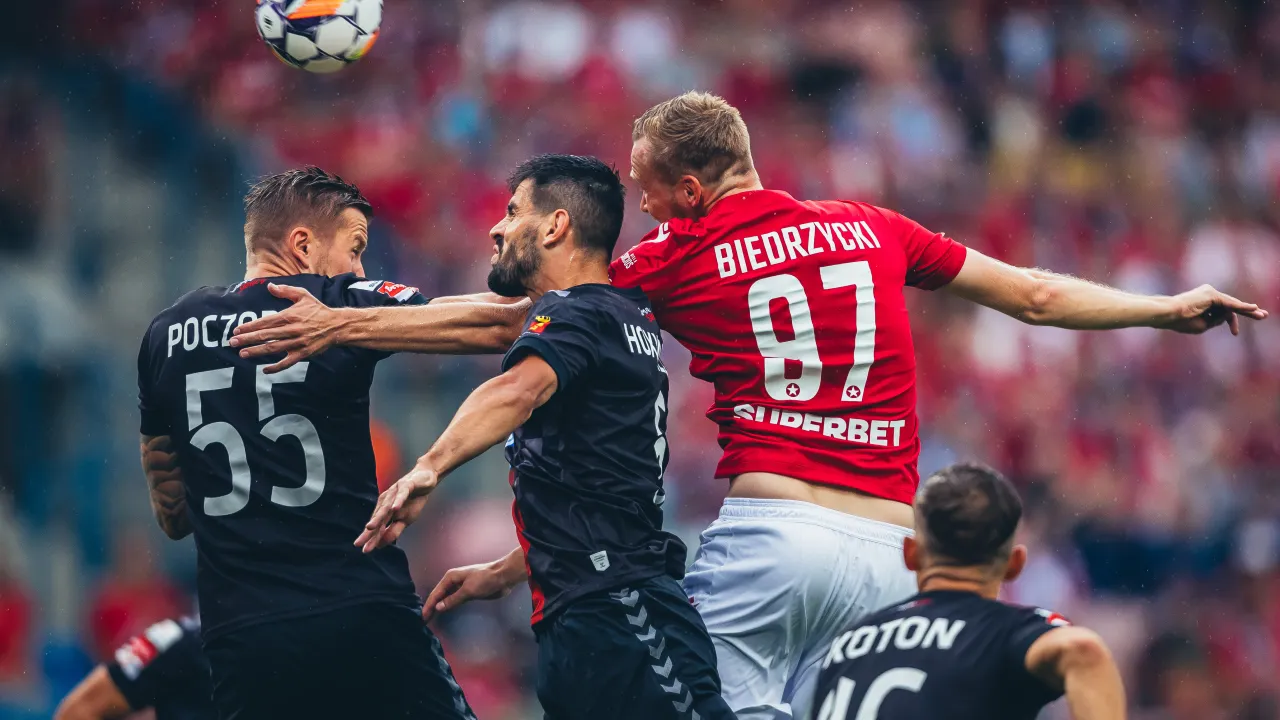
632, 91, 753, 184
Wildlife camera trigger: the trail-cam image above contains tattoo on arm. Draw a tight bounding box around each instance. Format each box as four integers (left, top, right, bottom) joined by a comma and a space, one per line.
140, 435, 193, 540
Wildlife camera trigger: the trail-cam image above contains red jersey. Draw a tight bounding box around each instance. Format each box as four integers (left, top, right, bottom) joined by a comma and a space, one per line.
609, 190, 967, 504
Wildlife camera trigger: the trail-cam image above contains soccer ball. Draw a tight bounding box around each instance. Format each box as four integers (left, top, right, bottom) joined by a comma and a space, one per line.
255, 0, 383, 74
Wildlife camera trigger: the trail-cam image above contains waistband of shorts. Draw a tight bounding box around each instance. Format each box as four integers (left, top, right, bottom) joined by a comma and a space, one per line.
716, 497, 914, 544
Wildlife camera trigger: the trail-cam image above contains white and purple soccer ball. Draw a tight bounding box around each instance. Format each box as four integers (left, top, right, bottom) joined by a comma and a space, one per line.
255, 0, 383, 74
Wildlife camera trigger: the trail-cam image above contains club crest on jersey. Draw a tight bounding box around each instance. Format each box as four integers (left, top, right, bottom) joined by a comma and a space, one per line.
527, 315, 551, 334
639, 306, 655, 322
1035, 608, 1071, 627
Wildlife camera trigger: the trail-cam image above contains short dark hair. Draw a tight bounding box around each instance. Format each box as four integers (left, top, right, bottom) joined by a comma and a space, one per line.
507, 154, 626, 257
916, 462, 1023, 567
243, 166, 372, 253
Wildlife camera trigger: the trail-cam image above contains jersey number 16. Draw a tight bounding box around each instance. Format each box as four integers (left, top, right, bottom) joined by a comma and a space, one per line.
818, 668, 927, 720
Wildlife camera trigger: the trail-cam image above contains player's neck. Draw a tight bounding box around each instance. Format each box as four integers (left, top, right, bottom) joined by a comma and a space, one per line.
917, 570, 1003, 600
703, 171, 764, 212
244, 254, 306, 280
525, 260, 610, 301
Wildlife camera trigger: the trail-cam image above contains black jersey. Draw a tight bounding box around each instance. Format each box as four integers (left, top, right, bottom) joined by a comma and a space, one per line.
137, 274, 428, 640
813, 590, 1068, 720
106, 617, 214, 720
501, 284, 687, 625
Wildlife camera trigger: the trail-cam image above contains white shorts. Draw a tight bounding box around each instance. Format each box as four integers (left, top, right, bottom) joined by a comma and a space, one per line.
682, 498, 916, 720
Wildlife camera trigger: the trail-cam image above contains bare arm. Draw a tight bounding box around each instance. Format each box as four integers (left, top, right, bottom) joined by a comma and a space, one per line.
427, 292, 527, 306
54, 666, 133, 720
340, 297, 529, 353
355, 355, 559, 551
421, 546, 528, 623
1025, 627, 1126, 720
230, 284, 531, 373
946, 248, 1267, 333
140, 434, 191, 540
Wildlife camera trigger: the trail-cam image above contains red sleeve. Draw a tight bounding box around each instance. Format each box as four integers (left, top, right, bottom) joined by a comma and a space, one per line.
886, 209, 967, 290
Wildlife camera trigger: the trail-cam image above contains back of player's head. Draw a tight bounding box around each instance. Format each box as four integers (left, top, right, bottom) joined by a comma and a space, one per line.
243, 166, 372, 254
507, 154, 626, 258
915, 462, 1023, 568
633, 91, 753, 184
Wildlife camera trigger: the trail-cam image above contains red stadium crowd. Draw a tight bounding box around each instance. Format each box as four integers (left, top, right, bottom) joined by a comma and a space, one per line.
0, 0, 1276, 718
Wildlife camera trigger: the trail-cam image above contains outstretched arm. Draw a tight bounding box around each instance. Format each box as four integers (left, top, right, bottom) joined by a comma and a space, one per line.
231, 284, 530, 373
427, 292, 526, 306
140, 435, 191, 540
946, 248, 1267, 333
354, 354, 559, 551
1025, 627, 1126, 720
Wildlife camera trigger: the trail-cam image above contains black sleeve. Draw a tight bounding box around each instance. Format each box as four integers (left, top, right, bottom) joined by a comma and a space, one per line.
105, 618, 203, 710
501, 293, 601, 391
337, 276, 431, 308
1005, 606, 1070, 701
137, 324, 170, 436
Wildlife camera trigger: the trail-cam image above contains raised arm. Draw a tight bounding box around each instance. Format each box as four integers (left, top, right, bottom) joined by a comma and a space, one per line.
354, 354, 559, 551
1025, 626, 1126, 720
140, 434, 191, 540
231, 284, 530, 373
946, 248, 1267, 333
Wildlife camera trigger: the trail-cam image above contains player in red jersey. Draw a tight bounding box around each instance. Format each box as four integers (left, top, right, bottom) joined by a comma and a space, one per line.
228, 94, 1266, 720
607, 92, 1261, 718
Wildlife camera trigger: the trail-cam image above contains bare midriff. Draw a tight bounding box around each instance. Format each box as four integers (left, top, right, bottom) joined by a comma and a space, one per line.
728, 472, 914, 529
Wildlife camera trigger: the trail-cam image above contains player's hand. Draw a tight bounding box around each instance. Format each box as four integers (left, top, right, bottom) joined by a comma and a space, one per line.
230, 284, 342, 373
1158, 284, 1268, 335
354, 464, 439, 553
421, 563, 514, 623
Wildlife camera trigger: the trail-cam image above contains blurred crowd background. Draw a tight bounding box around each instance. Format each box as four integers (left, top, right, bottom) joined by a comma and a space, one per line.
2, 0, 1279, 717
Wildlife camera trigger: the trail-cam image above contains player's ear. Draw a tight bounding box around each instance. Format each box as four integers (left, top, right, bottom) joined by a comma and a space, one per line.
679, 174, 703, 210
903, 535, 920, 572
1003, 544, 1028, 583
542, 209, 570, 249
287, 226, 312, 269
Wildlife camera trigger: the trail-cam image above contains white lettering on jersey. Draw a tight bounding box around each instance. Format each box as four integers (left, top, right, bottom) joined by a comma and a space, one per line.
624, 323, 663, 359
822, 617, 969, 669
732, 403, 906, 448
166, 311, 277, 357
715, 221, 883, 279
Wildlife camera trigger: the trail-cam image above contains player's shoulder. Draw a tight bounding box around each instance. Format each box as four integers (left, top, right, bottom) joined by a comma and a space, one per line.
317, 273, 428, 308
529, 285, 621, 321
147, 285, 226, 324
611, 219, 702, 285
1000, 601, 1073, 629
807, 198, 906, 222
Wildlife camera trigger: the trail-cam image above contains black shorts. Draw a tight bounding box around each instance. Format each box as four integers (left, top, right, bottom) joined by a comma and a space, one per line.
204, 603, 475, 720
534, 575, 735, 720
